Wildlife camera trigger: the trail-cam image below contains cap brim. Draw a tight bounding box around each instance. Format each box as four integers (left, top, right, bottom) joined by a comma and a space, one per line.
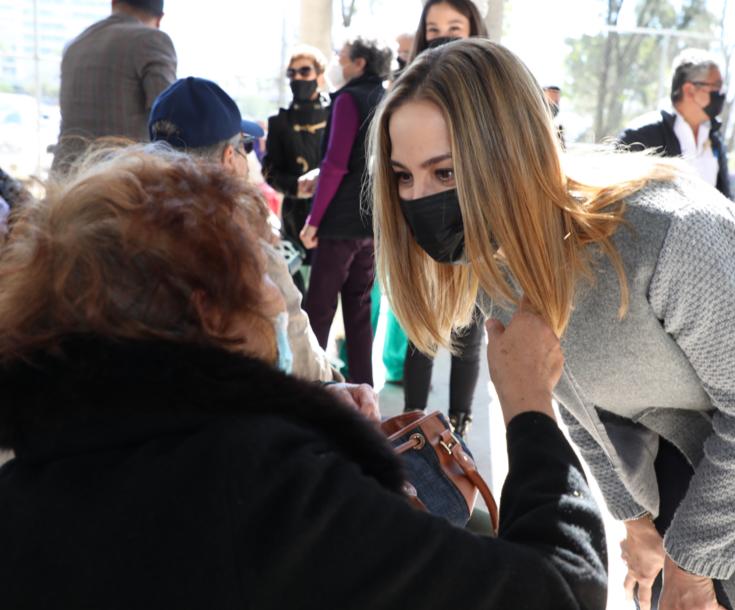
241, 119, 264, 138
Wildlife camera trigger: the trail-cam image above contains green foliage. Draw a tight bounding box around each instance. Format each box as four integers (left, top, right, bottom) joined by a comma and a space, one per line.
564, 0, 719, 142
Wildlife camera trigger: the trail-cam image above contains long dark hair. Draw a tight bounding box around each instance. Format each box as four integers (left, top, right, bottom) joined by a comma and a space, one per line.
410, 0, 487, 61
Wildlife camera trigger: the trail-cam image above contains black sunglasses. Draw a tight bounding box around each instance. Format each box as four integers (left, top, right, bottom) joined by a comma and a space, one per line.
286, 66, 314, 79
241, 135, 255, 154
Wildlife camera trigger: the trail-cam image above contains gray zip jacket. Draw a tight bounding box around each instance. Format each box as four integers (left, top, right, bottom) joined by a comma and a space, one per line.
484, 175, 735, 587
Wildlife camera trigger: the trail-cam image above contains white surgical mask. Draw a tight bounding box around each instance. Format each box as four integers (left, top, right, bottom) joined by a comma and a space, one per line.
326, 56, 346, 91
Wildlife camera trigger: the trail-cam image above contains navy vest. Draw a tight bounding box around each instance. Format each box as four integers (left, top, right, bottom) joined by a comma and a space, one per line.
317, 73, 385, 239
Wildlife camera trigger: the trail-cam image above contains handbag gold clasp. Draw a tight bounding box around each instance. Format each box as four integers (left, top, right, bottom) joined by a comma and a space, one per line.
439, 436, 458, 455
410, 433, 426, 450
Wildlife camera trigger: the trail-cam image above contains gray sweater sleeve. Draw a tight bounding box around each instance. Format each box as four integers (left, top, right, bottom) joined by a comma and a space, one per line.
648, 199, 735, 580
559, 406, 646, 520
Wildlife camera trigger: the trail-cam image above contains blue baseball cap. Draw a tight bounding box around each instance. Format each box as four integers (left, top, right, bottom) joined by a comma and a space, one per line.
149, 77, 262, 149
241, 119, 264, 140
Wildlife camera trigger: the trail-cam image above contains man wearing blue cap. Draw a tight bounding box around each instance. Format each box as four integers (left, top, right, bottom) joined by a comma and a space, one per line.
149, 78, 363, 391
149, 77, 262, 181
52, 0, 177, 175
149, 77, 383, 409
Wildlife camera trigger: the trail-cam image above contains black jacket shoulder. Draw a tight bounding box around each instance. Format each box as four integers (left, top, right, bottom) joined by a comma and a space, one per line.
0, 337, 607, 610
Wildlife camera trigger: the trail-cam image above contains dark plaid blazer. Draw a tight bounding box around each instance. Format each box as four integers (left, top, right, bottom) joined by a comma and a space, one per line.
53, 13, 177, 173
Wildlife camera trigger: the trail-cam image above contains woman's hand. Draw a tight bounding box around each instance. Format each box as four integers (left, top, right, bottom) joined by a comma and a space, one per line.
297, 168, 320, 199
323, 382, 380, 423
299, 223, 319, 249
659, 556, 726, 610
485, 304, 562, 425
621, 515, 666, 610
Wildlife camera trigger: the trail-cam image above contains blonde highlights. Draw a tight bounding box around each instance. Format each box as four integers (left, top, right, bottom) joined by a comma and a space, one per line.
371, 39, 677, 354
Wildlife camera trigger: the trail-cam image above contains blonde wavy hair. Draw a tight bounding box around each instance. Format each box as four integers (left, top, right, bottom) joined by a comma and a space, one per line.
370, 38, 678, 354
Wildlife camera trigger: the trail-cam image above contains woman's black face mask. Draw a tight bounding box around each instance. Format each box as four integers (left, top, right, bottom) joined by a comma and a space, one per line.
426, 36, 462, 50
399, 189, 465, 264
290, 79, 318, 102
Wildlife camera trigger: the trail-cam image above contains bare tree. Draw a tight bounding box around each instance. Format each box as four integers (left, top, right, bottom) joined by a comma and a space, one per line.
567, 0, 718, 141
341, 0, 358, 27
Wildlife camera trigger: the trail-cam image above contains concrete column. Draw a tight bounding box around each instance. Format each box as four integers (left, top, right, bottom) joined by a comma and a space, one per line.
484, 0, 503, 43
299, 0, 333, 60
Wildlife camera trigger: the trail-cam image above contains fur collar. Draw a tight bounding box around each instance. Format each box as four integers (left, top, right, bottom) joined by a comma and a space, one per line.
0, 335, 404, 493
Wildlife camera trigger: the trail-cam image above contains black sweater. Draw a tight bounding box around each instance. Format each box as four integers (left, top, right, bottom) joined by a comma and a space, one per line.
0, 337, 607, 609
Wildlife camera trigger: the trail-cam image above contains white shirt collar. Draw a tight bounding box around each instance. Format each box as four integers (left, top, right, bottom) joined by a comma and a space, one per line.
672, 109, 718, 187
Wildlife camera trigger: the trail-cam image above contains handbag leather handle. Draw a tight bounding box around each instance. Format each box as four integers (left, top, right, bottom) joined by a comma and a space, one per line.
440, 429, 499, 535
384, 410, 499, 535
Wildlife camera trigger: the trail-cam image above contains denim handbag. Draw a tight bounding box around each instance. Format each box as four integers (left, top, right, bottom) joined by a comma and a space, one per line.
381, 410, 498, 532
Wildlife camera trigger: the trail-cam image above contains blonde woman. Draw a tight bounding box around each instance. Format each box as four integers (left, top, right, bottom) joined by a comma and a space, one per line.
371, 38, 735, 610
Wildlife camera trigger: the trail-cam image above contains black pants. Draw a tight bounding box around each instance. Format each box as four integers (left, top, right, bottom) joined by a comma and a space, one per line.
403, 314, 483, 416
304, 237, 374, 386
281, 197, 311, 255
636, 438, 732, 609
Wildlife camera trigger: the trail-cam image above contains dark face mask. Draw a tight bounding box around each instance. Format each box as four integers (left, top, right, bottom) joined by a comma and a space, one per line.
426, 36, 462, 50
396, 56, 407, 71
399, 188, 465, 264
704, 90, 726, 120
290, 79, 318, 102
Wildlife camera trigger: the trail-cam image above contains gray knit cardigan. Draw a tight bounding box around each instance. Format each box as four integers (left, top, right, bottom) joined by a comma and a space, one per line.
484, 175, 735, 590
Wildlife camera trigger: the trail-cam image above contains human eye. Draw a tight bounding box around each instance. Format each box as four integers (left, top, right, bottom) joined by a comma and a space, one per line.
393, 170, 412, 185
435, 167, 455, 183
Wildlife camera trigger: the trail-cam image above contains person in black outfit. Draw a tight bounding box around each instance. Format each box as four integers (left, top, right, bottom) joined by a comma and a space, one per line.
618, 48, 731, 200
0, 146, 607, 610
402, 0, 490, 437
263, 45, 330, 294
298, 37, 392, 386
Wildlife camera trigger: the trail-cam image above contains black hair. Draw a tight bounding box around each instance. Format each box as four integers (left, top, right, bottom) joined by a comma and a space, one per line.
410, 0, 487, 61
347, 37, 394, 79
116, 0, 164, 17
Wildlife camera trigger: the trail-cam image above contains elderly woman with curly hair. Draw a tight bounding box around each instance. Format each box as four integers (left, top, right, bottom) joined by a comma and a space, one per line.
0, 147, 606, 609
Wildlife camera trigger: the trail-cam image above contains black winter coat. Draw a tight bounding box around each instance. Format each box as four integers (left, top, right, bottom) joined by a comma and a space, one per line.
619, 110, 731, 200
0, 337, 607, 609
263, 99, 328, 198
263, 99, 328, 248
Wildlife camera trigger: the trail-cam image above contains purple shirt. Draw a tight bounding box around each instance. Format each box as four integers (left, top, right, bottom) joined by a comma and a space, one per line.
307, 92, 360, 228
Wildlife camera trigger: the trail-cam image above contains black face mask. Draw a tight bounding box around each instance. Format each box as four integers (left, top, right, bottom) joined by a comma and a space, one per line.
426, 36, 462, 50
396, 56, 407, 71
704, 90, 726, 120
399, 189, 465, 264
290, 79, 318, 102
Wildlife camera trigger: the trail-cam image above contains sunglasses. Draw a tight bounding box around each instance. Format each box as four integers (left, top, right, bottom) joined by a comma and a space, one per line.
241, 135, 255, 155
286, 66, 315, 79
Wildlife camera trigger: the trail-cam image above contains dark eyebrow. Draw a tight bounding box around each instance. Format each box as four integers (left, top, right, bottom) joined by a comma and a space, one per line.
426, 19, 464, 25
391, 153, 452, 169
